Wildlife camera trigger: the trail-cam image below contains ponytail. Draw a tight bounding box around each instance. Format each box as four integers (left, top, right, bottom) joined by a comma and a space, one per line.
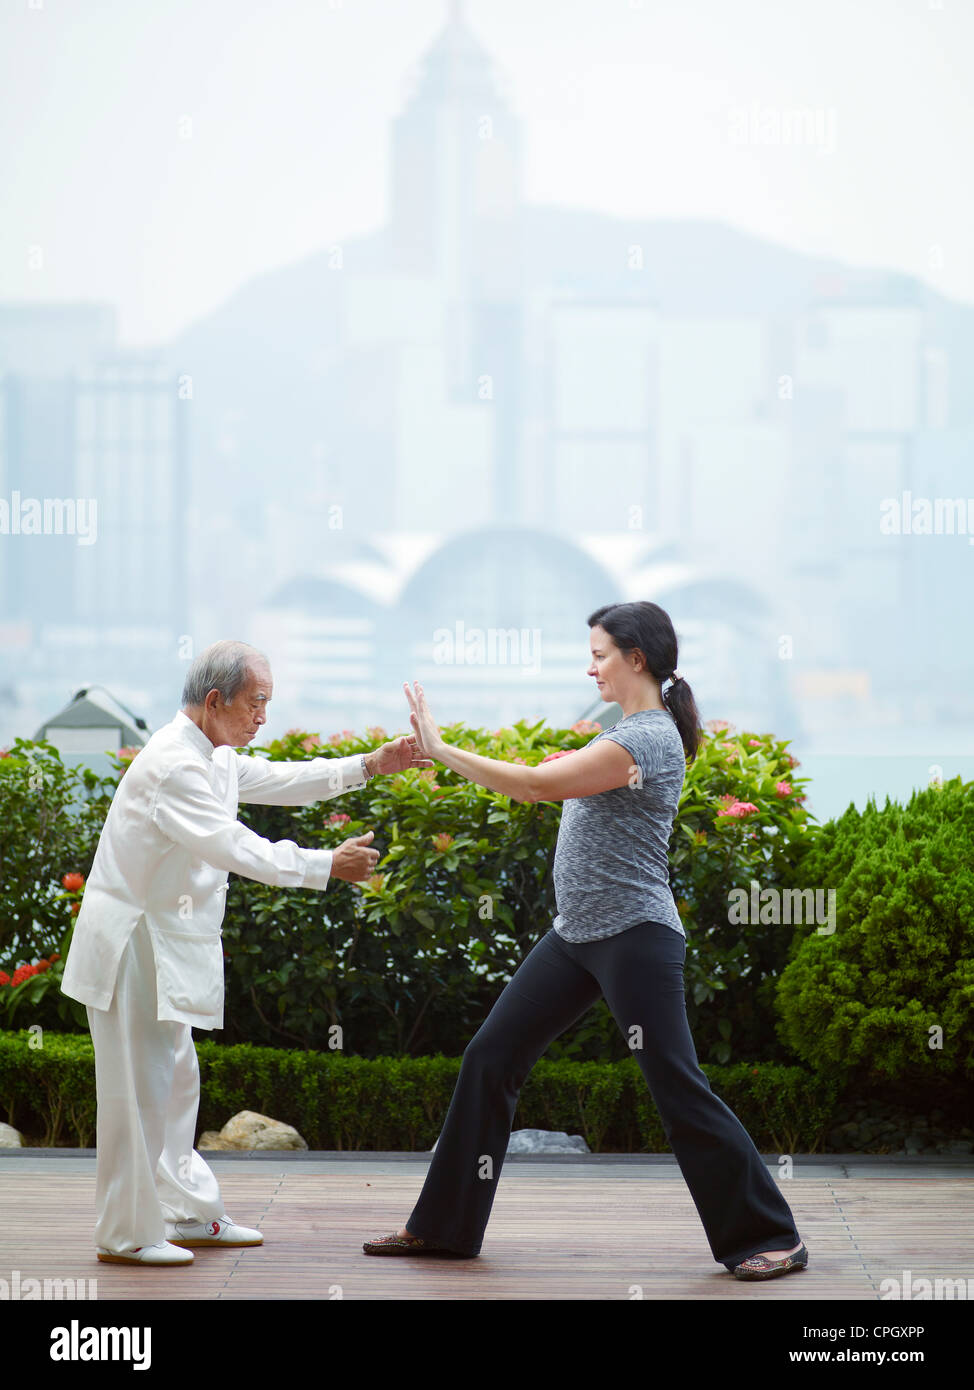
661, 675, 701, 763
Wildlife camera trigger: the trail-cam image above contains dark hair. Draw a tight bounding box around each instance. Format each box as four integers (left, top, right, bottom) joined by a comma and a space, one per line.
587, 601, 701, 762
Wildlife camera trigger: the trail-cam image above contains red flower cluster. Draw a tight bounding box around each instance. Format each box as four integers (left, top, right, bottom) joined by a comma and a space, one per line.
62, 872, 85, 892
1, 953, 58, 988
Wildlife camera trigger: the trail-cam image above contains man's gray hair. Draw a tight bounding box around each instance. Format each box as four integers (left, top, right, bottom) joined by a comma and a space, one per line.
181, 640, 269, 708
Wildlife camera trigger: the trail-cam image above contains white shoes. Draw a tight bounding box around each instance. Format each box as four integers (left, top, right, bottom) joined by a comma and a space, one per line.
97, 1240, 194, 1266
167, 1214, 263, 1248
96, 1215, 262, 1263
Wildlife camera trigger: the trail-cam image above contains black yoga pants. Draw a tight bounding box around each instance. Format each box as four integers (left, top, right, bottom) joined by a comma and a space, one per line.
406, 920, 801, 1267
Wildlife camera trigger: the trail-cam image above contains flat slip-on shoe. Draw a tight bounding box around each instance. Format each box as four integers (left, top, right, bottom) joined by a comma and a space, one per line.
733, 1243, 808, 1280
167, 1216, 262, 1247
97, 1241, 193, 1266
363, 1231, 470, 1257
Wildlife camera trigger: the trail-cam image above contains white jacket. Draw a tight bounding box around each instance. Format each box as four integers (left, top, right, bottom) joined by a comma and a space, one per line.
60, 710, 368, 1030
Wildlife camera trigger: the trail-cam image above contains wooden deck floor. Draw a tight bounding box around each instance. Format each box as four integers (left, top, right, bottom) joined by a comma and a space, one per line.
2, 1156, 973, 1302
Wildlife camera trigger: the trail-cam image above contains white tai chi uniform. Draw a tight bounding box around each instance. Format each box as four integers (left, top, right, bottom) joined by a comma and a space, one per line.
62, 711, 368, 1253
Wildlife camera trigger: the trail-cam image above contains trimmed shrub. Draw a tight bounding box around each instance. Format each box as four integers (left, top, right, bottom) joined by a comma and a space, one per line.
0, 1030, 841, 1154
774, 778, 974, 1086
0, 1030, 97, 1146
0, 739, 114, 965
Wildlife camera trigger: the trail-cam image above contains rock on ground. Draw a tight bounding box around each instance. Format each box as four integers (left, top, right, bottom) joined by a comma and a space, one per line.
506, 1129, 591, 1155
198, 1110, 308, 1151
430, 1128, 590, 1155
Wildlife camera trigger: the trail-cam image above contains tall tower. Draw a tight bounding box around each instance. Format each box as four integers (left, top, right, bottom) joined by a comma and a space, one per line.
389, 1, 521, 272
388, 2, 524, 517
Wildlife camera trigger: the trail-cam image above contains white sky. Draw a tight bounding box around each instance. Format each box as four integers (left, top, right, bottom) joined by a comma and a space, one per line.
0, 0, 971, 347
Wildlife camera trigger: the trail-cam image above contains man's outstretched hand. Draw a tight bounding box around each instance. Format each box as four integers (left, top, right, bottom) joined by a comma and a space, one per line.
370, 734, 434, 776
331, 831, 381, 882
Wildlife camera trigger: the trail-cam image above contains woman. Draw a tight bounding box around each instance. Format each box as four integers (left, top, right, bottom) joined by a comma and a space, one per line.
363, 601, 807, 1280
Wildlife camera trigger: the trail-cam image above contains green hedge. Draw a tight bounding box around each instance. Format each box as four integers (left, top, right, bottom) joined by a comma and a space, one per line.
7, 725, 969, 1089
1, 720, 814, 1069
0, 1030, 840, 1153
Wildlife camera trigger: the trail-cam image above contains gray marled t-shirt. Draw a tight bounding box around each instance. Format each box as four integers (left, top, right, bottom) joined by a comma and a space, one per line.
552, 709, 686, 942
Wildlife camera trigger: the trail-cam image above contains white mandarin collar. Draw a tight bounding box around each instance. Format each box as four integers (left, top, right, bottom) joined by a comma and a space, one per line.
175, 709, 216, 761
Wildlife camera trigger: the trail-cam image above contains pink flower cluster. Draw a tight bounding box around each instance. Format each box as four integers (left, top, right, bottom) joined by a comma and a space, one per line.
717, 794, 758, 819
541, 749, 576, 763
415, 769, 446, 794
114, 747, 141, 776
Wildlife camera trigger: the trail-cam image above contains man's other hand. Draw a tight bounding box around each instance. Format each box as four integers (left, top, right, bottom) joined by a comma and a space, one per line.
331, 831, 381, 882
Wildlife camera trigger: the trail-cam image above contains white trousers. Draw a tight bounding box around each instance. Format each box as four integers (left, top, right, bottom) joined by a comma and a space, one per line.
86, 916, 225, 1252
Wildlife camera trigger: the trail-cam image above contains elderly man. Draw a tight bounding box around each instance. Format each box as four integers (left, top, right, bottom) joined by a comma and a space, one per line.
61, 639, 428, 1266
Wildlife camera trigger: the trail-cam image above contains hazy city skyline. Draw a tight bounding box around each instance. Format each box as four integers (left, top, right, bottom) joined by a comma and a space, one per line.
1, 0, 972, 344
2, 0, 973, 827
